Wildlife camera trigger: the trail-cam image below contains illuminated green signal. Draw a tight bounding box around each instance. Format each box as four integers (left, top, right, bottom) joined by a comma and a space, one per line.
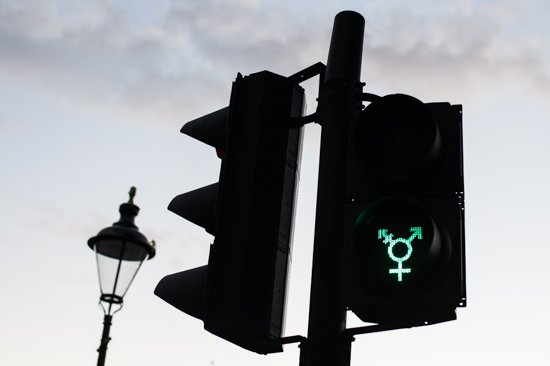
352, 197, 444, 293
378, 227, 422, 282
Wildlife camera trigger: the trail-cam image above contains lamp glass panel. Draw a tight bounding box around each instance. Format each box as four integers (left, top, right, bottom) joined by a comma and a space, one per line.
94, 239, 149, 299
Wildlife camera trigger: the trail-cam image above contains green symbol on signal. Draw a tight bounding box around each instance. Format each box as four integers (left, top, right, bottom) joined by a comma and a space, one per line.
378, 227, 423, 282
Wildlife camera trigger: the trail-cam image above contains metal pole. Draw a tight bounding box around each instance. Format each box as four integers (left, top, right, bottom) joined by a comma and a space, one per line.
300, 11, 364, 366
97, 314, 112, 366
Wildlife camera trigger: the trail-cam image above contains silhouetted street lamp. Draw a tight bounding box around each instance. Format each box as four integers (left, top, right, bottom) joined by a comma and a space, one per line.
88, 187, 156, 366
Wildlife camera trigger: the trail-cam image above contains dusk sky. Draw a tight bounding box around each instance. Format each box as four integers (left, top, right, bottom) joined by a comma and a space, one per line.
1, 0, 549, 365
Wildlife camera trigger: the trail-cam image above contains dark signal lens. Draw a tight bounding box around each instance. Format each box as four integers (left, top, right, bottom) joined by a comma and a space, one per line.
353, 94, 442, 184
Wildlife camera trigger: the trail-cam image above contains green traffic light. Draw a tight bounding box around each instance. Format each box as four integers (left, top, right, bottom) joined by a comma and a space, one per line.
352, 197, 449, 296
378, 227, 422, 282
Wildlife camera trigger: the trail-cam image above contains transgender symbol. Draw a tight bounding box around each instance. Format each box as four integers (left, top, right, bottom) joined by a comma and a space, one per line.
377, 227, 422, 282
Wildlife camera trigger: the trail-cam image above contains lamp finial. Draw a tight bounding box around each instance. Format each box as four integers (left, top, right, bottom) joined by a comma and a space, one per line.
128, 187, 136, 204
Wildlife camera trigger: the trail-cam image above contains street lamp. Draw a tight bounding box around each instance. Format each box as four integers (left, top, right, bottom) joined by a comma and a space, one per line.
88, 187, 156, 366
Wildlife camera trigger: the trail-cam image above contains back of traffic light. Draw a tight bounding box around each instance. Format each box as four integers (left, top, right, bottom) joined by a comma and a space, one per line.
344, 93, 465, 324
155, 71, 306, 354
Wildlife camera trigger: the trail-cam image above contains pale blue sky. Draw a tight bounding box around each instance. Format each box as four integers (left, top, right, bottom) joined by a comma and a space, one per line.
1, 0, 549, 365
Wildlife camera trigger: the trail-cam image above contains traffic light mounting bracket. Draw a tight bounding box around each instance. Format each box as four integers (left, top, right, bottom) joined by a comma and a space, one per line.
343, 310, 457, 337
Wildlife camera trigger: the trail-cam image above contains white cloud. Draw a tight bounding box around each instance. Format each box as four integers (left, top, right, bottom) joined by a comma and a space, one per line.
160, 0, 547, 111
1, 0, 549, 125
361, 1, 550, 104
0, 0, 329, 126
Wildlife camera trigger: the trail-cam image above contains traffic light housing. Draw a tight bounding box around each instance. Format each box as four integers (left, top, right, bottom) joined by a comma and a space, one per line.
344, 94, 465, 324
155, 71, 306, 353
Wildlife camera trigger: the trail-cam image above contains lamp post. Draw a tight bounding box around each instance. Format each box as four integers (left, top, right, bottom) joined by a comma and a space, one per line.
87, 187, 156, 366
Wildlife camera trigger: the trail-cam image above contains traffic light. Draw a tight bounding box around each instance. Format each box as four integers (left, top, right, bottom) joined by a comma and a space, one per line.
155, 71, 306, 354
343, 93, 465, 324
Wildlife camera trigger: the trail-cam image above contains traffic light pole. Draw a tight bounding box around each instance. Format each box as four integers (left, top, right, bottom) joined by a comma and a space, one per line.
300, 11, 365, 366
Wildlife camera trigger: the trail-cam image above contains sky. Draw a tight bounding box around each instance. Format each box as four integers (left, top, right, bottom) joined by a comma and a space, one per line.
1, 0, 549, 365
